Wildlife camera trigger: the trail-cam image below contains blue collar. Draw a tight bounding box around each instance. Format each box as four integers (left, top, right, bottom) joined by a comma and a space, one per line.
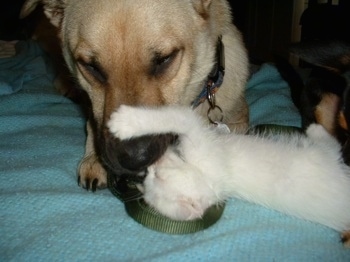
191, 36, 225, 109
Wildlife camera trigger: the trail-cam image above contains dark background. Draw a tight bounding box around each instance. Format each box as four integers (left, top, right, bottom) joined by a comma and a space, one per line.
228, 0, 350, 63
1, 0, 349, 63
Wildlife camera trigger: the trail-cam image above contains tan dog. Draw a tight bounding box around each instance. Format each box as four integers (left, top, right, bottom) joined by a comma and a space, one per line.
20, 0, 249, 191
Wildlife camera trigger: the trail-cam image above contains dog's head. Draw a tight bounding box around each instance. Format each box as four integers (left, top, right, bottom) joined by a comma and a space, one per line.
20, 0, 232, 175
21, 0, 230, 124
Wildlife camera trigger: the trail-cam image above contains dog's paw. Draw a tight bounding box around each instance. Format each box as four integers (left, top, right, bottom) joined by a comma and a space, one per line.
341, 231, 350, 248
78, 153, 107, 191
108, 105, 145, 140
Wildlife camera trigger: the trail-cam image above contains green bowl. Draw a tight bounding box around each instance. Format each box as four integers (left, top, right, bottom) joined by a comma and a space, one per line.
108, 174, 225, 234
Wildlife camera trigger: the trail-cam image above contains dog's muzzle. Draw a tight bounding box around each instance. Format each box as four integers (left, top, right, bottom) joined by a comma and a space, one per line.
101, 129, 179, 183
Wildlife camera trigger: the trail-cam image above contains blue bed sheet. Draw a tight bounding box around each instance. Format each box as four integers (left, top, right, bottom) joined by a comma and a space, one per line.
1, 40, 349, 261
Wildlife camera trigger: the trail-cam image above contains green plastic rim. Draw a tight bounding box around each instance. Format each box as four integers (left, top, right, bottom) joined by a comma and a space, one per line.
125, 198, 225, 234
107, 173, 225, 234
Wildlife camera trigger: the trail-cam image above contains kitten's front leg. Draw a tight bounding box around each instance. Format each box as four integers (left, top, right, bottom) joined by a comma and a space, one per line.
108, 105, 203, 140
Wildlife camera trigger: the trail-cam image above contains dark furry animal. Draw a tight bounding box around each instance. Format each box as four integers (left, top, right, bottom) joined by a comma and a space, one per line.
277, 40, 350, 164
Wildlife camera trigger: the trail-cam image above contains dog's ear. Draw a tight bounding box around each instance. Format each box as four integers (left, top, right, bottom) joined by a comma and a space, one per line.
20, 0, 67, 28
191, 0, 213, 19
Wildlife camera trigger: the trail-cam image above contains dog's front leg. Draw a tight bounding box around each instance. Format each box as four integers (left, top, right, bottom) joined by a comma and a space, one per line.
78, 120, 107, 191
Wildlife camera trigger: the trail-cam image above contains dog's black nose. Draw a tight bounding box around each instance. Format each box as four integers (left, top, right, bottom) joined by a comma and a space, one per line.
101, 131, 178, 179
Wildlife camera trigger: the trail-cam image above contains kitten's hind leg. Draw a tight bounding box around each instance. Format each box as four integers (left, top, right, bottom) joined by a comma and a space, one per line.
306, 124, 341, 151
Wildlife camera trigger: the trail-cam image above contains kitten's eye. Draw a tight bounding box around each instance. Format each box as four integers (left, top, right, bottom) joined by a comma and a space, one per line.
78, 59, 108, 84
150, 49, 179, 77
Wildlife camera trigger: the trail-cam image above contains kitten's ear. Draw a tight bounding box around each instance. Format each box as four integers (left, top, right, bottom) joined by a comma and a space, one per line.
191, 0, 213, 19
20, 0, 67, 28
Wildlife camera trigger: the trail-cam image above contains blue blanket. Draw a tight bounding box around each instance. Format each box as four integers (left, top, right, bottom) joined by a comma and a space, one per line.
1, 41, 349, 261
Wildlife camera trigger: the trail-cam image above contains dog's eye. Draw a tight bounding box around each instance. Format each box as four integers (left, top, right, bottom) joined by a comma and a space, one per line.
78, 60, 108, 84
150, 49, 179, 77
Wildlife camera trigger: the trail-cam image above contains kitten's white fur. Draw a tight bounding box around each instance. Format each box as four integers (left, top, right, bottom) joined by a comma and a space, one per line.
108, 105, 350, 234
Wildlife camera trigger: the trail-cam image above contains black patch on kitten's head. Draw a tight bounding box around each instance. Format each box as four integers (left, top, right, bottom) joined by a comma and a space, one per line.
101, 132, 179, 181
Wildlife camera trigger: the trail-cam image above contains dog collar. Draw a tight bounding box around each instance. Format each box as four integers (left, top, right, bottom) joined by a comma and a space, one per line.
191, 36, 225, 109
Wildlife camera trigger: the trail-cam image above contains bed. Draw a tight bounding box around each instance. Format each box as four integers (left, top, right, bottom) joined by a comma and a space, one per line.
1, 40, 349, 261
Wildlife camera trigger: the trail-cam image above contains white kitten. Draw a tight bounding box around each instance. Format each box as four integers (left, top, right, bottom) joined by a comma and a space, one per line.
108, 105, 350, 245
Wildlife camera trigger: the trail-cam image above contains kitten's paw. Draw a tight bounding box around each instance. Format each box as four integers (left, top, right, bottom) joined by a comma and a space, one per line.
306, 124, 329, 139
306, 123, 341, 150
108, 105, 144, 140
